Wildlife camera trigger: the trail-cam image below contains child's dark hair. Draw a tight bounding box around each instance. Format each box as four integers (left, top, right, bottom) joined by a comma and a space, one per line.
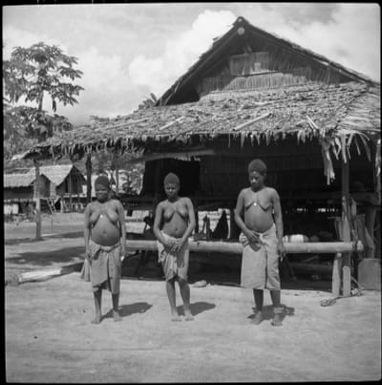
248, 159, 267, 175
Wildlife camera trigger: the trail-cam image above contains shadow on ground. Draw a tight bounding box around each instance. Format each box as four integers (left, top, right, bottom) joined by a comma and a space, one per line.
5, 231, 83, 245
103, 302, 153, 320
248, 304, 296, 323
6, 246, 84, 267
177, 301, 216, 316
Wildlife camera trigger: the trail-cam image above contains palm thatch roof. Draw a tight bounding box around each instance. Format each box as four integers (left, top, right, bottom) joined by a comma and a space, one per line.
4, 172, 37, 188
18, 81, 380, 156
33, 164, 85, 186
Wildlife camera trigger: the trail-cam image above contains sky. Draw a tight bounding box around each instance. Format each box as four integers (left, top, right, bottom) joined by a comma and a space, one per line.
3, 3, 380, 126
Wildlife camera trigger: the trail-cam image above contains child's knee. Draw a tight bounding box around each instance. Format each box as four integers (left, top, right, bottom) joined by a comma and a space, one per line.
178, 277, 188, 286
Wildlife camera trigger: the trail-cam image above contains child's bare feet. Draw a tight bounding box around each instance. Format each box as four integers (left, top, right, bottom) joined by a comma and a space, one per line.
271, 313, 283, 326
171, 310, 181, 321
113, 311, 122, 322
251, 311, 263, 325
91, 315, 102, 324
184, 310, 194, 321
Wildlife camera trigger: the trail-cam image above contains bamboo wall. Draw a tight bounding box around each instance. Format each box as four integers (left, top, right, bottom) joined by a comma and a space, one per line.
195, 47, 348, 98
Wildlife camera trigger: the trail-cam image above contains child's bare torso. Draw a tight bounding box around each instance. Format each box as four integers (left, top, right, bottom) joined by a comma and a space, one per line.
89, 200, 121, 246
243, 187, 274, 233
161, 198, 189, 238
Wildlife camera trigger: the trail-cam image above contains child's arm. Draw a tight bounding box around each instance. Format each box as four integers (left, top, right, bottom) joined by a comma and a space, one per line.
83, 203, 91, 259
116, 200, 126, 258
234, 189, 257, 242
272, 189, 286, 259
178, 198, 196, 249
153, 202, 172, 247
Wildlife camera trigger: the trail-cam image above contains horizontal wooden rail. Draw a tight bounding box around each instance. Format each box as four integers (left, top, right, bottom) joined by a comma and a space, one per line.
126, 240, 363, 254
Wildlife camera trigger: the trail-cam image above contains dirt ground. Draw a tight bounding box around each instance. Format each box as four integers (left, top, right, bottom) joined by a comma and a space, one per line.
4, 215, 382, 382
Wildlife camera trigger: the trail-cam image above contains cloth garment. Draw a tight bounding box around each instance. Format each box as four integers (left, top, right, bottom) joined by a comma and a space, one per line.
80, 258, 91, 281
84, 239, 121, 293
239, 223, 281, 290
157, 232, 189, 281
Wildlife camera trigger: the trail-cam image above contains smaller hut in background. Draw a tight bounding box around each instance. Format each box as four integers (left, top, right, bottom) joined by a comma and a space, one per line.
4, 172, 50, 217
3, 164, 86, 215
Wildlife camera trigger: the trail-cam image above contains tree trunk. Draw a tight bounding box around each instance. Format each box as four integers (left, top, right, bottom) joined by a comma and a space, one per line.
34, 159, 42, 240
86, 154, 92, 204
68, 174, 73, 211
116, 166, 119, 192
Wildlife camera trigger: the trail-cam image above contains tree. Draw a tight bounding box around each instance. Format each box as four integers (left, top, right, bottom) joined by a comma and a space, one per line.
3, 42, 84, 239
136, 93, 157, 110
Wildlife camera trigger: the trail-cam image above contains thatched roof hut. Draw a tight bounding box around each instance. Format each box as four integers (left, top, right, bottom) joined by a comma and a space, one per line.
36, 164, 85, 196
4, 172, 50, 201
4, 164, 85, 202
16, 16, 380, 208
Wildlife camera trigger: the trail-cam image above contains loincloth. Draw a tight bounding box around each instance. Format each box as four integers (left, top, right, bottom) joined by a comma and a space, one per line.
239, 224, 280, 290
84, 239, 121, 293
157, 232, 189, 281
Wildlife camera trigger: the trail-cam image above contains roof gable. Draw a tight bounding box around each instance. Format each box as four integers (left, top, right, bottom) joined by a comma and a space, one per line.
157, 16, 376, 106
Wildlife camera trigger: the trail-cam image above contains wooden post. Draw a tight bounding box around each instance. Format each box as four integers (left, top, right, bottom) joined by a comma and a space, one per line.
34, 159, 42, 240
86, 154, 92, 204
60, 194, 64, 213
332, 253, 342, 296
229, 209, 236, 240
341, 160, 352, 297
68, 174, 73, 211
371, 141, 380, 258
154, 160, 162, 203
116, 166, 119, 193
195, 208, 199, 233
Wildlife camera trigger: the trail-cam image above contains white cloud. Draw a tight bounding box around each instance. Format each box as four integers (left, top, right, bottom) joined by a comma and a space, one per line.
128, 10, 236, 96
245, 4, 380, 81
3, 25, 68, 59
56, 47, 136, 123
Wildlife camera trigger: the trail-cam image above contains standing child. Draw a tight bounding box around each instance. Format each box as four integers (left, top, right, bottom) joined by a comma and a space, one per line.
234, 159, 285, 326
153, 173, 196, 321
83, 175, 126, 324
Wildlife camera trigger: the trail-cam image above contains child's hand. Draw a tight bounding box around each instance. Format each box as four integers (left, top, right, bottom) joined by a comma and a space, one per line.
173, 239, 185, 253
164, 239, 176, 252
245, 229, 260, 244
277, 240, 286, 261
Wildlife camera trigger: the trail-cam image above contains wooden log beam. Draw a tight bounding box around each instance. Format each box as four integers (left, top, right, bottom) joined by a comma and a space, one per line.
125, 240, 363, 254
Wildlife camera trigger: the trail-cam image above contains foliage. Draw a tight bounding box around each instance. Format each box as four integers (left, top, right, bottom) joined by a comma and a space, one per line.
136, 93, 157, 110
3, 42, 84, 161
3, 42, 83, 110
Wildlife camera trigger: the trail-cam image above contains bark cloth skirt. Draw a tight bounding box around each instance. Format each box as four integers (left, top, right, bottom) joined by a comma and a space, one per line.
81, 239, 121, 294
157, 232, 189, 281
239, 223, 280, 290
